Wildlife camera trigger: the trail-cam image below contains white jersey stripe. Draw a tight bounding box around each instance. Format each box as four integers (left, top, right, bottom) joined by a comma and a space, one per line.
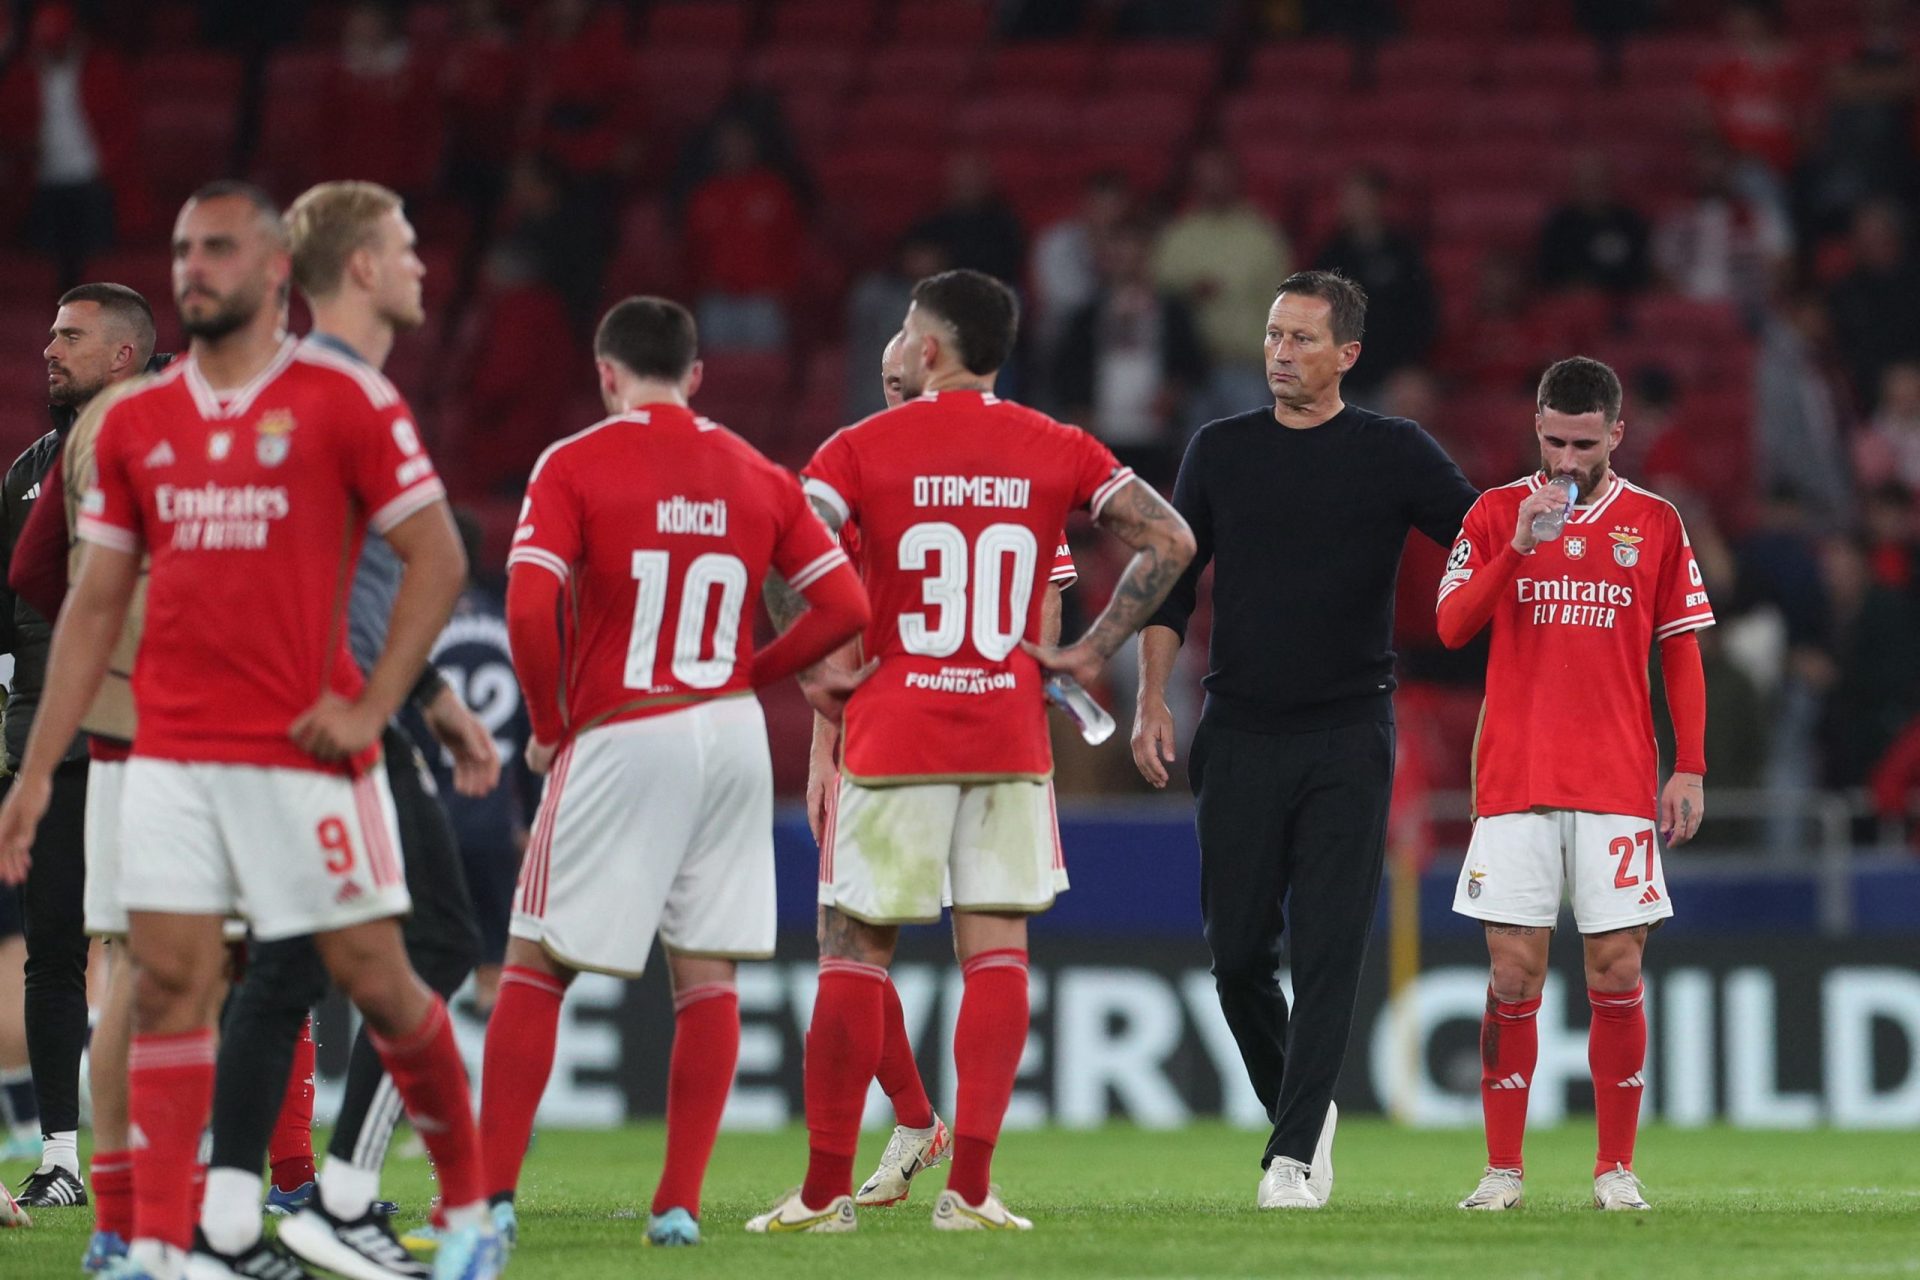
787, 547, 849, 591
801, 476, 851, 527
507, 546, 571, 582
368, 477, 447, 535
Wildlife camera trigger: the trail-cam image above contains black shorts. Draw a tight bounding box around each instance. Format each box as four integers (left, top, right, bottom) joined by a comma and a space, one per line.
0, 883, 21, 940
383, 726, 481, 984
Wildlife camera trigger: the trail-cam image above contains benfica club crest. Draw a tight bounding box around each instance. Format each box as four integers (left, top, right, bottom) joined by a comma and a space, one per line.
255, 410, 296, 467
1563, 536, 1586, 560
1610, 531, 1643, 567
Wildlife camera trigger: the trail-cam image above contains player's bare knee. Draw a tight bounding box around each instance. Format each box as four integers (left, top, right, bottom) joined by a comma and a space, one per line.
1582, 931, 1646, 992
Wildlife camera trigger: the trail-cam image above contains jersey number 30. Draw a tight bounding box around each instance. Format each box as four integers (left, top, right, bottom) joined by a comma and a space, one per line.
626, 550, 748, 690
898, 522, 1036, 661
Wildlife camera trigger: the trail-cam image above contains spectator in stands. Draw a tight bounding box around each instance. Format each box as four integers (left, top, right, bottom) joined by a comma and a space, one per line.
1030, 170, 1133, 371
1153, 144, 1290, 420
1800, 0, 1918, 238
496, 151, 604, 333
1854, 361, 1920, 497
1861, 481, 1917, 590
844, 233, 948, 421
438, 0, 525, 244
1652, 140, 1791, 319
1537, 151, 1650, 295
1052, 217, 1207, 489
682, 119, 804, 351
1826, 199, 1920, 412
1313, 168, 1436, 403
317, 3, 437, 198
906, 152, 1026, 288
1823, 531, 1920, 791
1431, 252, 1547, 399
440, 241, 576, 497
0, 2, 140, 289
1696, 0, 1815, 206
522, 0, 635, 186
1755, 290, 1854, 533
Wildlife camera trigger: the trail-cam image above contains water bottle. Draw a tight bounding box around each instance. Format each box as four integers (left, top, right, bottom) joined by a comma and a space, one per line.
1045, 674, 1116, 745
1530, 476, 1578, 543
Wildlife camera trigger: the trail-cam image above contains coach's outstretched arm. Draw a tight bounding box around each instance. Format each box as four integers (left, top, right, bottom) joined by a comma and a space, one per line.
0, 542, 138, 880
1024, 478, 1194, 688
292, 501, 467, 761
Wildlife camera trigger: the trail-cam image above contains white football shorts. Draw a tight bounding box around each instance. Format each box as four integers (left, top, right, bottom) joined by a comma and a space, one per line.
1453, 809, 1674, 934
118, 758, 410, 941
82, 759, 127, 937
511, 696, 775, 977
820, 778, 1067, 924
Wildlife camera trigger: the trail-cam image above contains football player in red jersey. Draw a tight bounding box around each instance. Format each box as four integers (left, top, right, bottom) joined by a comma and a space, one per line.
1437, 357, 1711, 1214
476, 296, 869, 1249
805, 331, 1081, 1209
748, 270, 1194, 1234
0, 182, 501, 1280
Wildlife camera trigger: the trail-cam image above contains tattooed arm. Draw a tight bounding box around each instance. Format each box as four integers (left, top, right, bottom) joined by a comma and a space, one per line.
1023, 477, 1196, 687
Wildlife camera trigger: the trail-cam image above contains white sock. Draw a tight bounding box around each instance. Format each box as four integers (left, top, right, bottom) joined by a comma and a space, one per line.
129, 1239, 186, 1280
317, 1158, 380, 1222
39, 1130, 79, 1176
199, 1167, 264, 1255
442, 1201, 486, 1232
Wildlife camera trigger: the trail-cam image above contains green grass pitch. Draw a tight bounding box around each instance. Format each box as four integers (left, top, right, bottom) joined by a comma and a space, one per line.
5, 1121, 1915, 1278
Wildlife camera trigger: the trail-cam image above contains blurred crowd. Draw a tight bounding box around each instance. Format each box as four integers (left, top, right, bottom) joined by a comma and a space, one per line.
1, 0, 1917, 824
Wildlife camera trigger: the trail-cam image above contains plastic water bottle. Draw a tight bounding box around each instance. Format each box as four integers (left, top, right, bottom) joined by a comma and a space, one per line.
1045, 675, 1116, 745
1530, 476, 1578, 543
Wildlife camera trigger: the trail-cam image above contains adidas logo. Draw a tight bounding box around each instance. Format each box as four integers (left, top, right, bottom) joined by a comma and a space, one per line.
1617, 1073, 1646, 1089
1638, 885, 1662, 906
23, 482, 39, 500
1488, 1073, 1529, 1091
144, 441, 176, 469
334, 881, 363, 905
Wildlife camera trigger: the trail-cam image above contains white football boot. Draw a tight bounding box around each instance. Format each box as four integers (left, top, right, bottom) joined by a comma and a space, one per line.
1458, 1167, 1525, 1210
1593, 1164, 1652, 1211
1256, 1157, 1321, 1210
930, 1189, 1031, 1231
855, 1117, 951, 1207
744, 1189, 856, 1234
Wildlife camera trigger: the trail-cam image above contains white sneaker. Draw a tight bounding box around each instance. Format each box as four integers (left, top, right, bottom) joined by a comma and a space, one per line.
930, 1189, 1031, 1231
743, 1189, 856, 1234
1256, 1157, 1322, 1210
1304, 1102, 1338, 1205
1458, 1167, 1524, 1210
855, 1117, 951, 1206
1593, 1164, 1651, 1211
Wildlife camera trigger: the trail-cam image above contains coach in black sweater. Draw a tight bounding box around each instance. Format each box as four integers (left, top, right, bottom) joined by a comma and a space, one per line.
1135, 269, 1475, 1208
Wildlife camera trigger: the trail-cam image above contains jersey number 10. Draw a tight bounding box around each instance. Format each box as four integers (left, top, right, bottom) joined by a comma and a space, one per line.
898, 521, 1037, 661
625, 550, 748, 691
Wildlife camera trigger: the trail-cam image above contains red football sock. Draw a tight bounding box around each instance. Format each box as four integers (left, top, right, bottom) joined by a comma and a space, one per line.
268, 1015, 317, 1191
370, 996, 484, 1214
946, 949, 1029, 1206
479, 966, 565, 1199
875, 977, 934, 1130
128, 1030, 215, 1252
800, 959, 887, 1209
1480, 991, 1541, 1173
1589, 985, 1647, 1176
651, 982, 739, 1218
91, 1150, 133, 1238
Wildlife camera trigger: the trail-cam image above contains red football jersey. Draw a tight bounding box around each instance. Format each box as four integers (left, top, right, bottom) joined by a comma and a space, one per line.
78, 337, 445, 773
508, 404, 846, 736
803, 390, 1130, 782
1439, 474, 1715, 820
841, 524, 1077, 588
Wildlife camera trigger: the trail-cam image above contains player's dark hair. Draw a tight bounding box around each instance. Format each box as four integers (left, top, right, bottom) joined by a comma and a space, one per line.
185, 180, 288, 246
1537, 356, 1624, 424
1276, 269, 1367, 345
594, 296, 698, 381
910, 269, 1018, 375
56, 282, 156, 362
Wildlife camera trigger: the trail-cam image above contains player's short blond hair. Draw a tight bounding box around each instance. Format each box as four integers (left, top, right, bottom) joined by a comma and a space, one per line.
285, 181, 403, 300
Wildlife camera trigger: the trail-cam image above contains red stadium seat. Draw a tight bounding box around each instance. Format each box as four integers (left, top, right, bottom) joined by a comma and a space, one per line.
840, 91, 954, 149
890, 0, 994, 46
1071, 90, 1202, 149
981, 42, 1101, 96
816, 146, 941, 244
743, 44, 859, 99
769, 0, 881, 44
140, 100, 241, 211
0, 252, 59, 306
779, 89, 845, 160
1574, 86, 1701, 145
1369, 38, 1488, 88
603, 198, 683, 300
1245, 39, 1356, 92
253, 49, 334, 192
1431, 190, 1553, 251
691, 350, 794, 450
952, 92, 1078, 147
1457, 90, 1575, 142
643, 1, 750, 51
635, 47, 738, 134
1326, 88, 1464, 147
858, 44, 978, 95
1489, 38, 1605, 89
1619, 37, 1720, 86
1219, 92, 1336, 155
1403, 0, 1513, 36
1100, 43, 1220, 93
1630, 294, 1748, 348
